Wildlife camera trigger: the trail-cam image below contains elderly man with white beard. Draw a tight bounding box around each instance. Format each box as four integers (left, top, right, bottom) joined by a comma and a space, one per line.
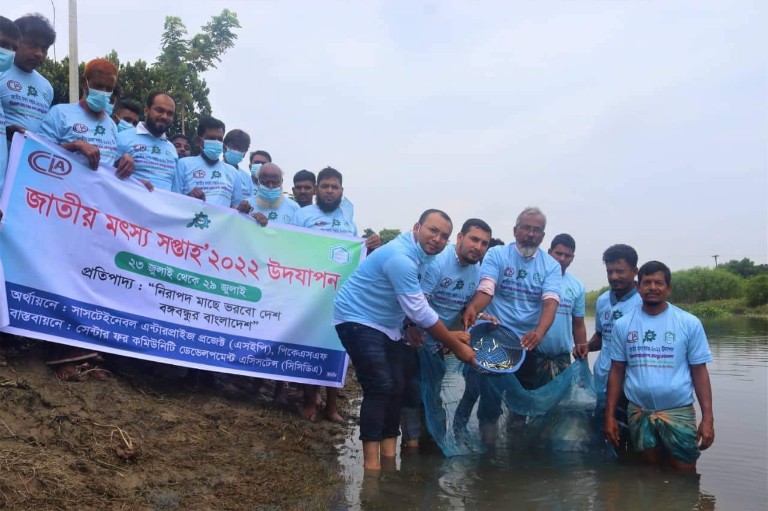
461, 206, 562, 444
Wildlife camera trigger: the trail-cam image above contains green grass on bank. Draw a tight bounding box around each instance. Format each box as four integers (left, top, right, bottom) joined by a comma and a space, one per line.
677, 298, 768, 318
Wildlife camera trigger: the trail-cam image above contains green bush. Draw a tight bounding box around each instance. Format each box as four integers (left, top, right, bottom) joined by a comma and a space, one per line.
670, 267, 744, 303
745, 275, 768, 307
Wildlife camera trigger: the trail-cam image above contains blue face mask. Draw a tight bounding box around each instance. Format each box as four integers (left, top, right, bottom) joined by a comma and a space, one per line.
0, 47, 15, 73
224, 149, 245, 166
250, 163, 262, 178
257, 185, 282, 202
202, 140, 224, 160
105, 102, 114, 116
117, 119, 134, 132
86, 88, 111, 113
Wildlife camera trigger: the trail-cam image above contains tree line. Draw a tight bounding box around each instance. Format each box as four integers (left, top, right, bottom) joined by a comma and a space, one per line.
39, 10, 240, 138
586, 258, 768, 314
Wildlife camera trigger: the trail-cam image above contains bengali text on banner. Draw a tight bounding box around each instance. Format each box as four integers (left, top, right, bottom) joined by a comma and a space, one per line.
0, 133, 365, 387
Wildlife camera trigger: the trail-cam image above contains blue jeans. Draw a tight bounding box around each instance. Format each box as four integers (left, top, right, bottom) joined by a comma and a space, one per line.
335, 322, 405, 442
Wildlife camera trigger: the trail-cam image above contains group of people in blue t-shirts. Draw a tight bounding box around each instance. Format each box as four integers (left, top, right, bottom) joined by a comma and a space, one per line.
0, 12, 715, 475
334, 205, 715, 472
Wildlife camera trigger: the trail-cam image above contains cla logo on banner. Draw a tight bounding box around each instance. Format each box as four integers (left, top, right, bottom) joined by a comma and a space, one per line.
28, 150, 73, 179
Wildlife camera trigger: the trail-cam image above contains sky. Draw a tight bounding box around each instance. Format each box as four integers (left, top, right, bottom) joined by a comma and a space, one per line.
6, 0, 767, 290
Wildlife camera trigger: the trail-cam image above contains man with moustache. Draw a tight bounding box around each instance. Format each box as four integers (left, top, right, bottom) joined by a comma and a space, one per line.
334, 209, 476, 471
606, 261, 714, 469
575, 244, 642, 400
115, 92, 203, 198
402, 218, 492, 448
461, 206, 562, 443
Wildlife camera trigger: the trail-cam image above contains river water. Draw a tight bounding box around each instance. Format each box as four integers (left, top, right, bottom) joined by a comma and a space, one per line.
334, 316, 768, 511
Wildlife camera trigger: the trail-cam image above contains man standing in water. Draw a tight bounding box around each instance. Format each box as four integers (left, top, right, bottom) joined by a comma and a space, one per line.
334, 209, 476, 471
531, 233, 588, 385
575, 244, 642, 400
461, 206, 561, 443
606, 260, 714, 468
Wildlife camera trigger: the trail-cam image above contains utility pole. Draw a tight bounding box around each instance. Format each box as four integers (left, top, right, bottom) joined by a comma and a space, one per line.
712, 255, 719, 268
67, 0, 79, 103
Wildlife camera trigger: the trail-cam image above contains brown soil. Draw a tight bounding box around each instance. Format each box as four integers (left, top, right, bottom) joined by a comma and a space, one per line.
0, 334, 359, 510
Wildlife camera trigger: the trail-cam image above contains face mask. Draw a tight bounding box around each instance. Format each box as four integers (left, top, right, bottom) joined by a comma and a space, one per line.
224, 149, 245, 166
117, 119, 134, 132
257, 185, 282, 202
105, 102, 114, 116
86, 88, 111, 113
0, 47, 15, 73
202, 140, 224, 160
250, 163, 262, 178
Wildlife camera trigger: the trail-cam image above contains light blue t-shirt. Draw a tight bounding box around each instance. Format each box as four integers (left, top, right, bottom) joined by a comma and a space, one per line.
0, 101, 7, 193
179, 155, 244, 208
593, 287, 642, 395
420, 245, 481, 349
611, 303, 713, 411
0, 64, 54, 132
334, 232, 432, 339
38, 103, 119, 167
539, 271, 586, 357
252, 195, 300, 224
291, 202, 358, 236
232, 165, 254, 200
480, 243, 562, 339
116, 123, 181, 192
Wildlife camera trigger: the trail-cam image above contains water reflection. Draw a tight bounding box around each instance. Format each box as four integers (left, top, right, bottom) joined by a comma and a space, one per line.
336, 316, 767, 511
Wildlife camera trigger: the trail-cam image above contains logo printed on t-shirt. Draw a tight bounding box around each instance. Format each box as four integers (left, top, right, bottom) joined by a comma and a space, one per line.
193, 169, 206, 179
516, 269, 528, 280
7, 80, 21, 92
627, 331, 639, 343
664, 332, 675, 344
453, 279, 465, 290
642, 330, 657, 343
27, 85, 38, 97
151, 145, 161, 154
212, 170, 222, 179
504, 267, 515, 277
533, 272, 542, 284
94, 125, 106, 136
612, 310, 624, 320
268, 211, 278, 220
440, 278, 452, 288
133, 144, 147, 152
73, 123, 88, 134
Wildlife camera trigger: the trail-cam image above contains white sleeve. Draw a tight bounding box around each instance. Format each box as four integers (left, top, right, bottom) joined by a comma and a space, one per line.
396, 293, 439, 328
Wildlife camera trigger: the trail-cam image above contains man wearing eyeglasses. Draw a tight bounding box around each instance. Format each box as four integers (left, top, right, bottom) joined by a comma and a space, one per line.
461, 206, 562, 443
39, 59, 133, 176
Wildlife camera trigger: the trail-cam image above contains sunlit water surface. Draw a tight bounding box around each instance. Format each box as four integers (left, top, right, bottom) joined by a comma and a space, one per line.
334, 316, 768, 511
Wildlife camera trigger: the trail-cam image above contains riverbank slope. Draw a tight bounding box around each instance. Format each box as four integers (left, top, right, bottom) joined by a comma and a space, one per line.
0, 336, 355, 510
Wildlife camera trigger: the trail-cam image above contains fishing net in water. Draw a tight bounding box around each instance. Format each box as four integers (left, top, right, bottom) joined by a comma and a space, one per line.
417, 331, 604, 457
